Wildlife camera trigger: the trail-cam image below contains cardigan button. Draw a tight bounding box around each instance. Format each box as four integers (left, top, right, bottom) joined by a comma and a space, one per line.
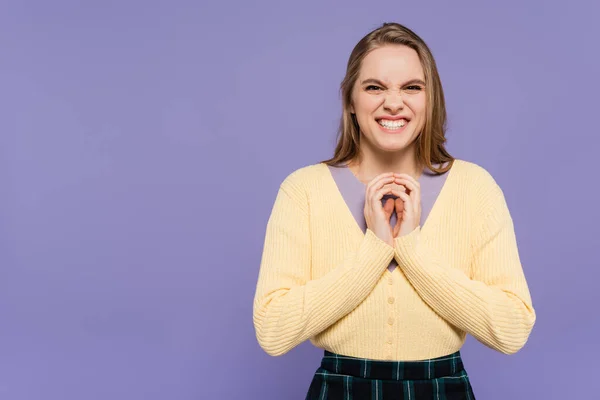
388, 297, 395, 304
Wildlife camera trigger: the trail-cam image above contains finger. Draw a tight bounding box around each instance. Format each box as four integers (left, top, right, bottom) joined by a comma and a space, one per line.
367, 173, 394, 194
366, 184, 395, 216
394, 177, 420, 193
394, 177, 421, 205
365, 176, 394, 213
395, 197, 404, 215
373, 182, 406, 200
366, 173, 395, 192
366, 183, 396, 216
374, 183, 398, 203
388, 182, 407, 193
392, 190, 414, 215
392, 198, 403, 236
366, 175, 395, 203
393, 173, 420, 188
383, 197, 394, 218
392, 218, 401, 237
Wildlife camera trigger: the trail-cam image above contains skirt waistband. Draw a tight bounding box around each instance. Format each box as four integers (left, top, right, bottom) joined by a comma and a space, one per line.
321, 350, 465, 381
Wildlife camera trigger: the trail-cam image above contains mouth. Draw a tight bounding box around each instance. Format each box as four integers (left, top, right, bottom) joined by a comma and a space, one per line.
376, 118, 409, 133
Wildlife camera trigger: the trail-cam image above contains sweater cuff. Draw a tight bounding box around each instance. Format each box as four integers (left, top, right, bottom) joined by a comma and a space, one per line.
393, 226, 422, 266
364, 229, 395, 260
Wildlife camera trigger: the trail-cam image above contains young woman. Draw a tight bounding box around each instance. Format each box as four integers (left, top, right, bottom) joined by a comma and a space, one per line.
253, 22, 535, 399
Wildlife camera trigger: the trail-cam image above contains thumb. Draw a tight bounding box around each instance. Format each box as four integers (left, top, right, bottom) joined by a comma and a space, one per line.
395, 198, 404, 217
383, 197, 394, 218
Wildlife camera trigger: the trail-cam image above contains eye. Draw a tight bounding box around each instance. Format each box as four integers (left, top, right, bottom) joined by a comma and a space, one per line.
365, 85, 383, 91
405, 85, 423, 91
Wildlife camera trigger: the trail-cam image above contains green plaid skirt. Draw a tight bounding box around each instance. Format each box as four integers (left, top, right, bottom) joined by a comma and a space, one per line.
305, 350, 476, 399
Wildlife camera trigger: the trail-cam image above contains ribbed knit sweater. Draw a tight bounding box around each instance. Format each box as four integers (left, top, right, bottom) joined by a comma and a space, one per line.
252, 159, 536, 361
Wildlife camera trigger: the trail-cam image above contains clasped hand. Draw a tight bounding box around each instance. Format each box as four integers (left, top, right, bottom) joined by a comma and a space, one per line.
364, 172, 422, 247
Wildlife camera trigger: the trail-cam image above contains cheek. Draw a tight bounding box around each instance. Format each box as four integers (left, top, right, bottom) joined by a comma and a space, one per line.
354, 94, 380, 114
408, 96, 427, 117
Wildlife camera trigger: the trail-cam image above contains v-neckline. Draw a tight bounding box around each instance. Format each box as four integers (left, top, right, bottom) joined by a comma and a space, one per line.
322, 160, 459, 240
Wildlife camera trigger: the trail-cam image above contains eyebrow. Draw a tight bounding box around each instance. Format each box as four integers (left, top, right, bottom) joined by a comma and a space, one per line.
360, 78, 426, 86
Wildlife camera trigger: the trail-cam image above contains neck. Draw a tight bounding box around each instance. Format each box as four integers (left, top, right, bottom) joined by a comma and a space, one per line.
348, 145, 423, 184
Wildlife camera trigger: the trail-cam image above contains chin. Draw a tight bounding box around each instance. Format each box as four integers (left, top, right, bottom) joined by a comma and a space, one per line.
374, 134, 415, 153
373, 143, 412, 155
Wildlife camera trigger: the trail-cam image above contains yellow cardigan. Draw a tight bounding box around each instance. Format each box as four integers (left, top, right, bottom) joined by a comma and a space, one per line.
253, 159, 536, 361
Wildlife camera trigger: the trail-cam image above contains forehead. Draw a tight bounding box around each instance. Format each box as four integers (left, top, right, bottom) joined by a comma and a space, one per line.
358, 45, 424, 82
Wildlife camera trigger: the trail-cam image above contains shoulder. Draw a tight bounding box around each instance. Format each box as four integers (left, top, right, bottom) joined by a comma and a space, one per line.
277, 162, 331, 198
279, 162, 330, 187
451, 159, 502, 191
451, 159, 508, 214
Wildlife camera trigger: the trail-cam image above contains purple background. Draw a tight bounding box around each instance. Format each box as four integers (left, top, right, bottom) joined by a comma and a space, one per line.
1, 1, 598, 399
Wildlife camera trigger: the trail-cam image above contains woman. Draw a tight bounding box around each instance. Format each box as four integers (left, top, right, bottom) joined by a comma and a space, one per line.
253, 22, 535, 399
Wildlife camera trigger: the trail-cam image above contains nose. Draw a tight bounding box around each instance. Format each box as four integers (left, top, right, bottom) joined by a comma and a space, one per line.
383, 92, 404, 113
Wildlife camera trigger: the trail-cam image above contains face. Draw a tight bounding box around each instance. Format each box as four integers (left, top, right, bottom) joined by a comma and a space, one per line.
350, 45, 427, 157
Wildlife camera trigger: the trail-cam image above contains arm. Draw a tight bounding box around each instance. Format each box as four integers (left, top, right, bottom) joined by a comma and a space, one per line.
393, 175, 536, 355
253, 176, 394, 356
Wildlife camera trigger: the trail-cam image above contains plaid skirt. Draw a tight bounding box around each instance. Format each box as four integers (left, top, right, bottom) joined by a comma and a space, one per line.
305, 350, 476, 399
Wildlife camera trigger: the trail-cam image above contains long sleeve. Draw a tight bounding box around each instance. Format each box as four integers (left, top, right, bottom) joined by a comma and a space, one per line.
393, 174, 536, 355
253, 177, 395, 356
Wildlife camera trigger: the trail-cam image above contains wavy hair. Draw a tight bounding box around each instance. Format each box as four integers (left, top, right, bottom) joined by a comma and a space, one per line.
321, 22, 454, 174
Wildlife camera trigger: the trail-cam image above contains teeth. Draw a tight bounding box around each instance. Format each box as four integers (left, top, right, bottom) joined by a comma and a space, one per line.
378, 119, 407, 129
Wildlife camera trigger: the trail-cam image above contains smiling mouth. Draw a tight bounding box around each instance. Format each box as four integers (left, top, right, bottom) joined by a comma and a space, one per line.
377, 118, 408, 130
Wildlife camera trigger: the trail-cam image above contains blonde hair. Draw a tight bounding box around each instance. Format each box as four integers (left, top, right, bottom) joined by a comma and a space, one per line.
321, 22, 454, 174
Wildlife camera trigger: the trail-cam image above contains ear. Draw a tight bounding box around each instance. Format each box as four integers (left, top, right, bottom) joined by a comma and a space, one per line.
349, 104, 355, 114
